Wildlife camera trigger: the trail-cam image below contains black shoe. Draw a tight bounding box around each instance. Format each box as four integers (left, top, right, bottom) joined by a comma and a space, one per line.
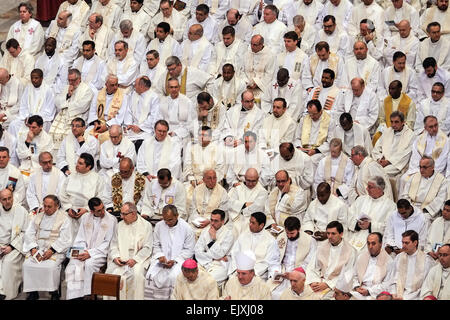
0, 294, 6, 300
50, 291, 60, 300
26, 291, 39, 300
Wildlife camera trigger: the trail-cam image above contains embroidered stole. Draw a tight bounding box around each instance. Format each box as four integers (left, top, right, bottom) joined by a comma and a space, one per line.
309, 53, 339, 79
301, 112, 331, 148
316, 240, 353, 280
34, 210, 66, 247
356, 250, 390, 285
165, 67, 188, 95
195, 183, 225, 217
311, 86, 340, 111
73, 57, 99, 85
383, 93, 412, 127
144, 138, 172, 175
324, 154, 348, 193
396, 251, 426, 297
35, 168, 60, 207
408, 172, 445, 209
267, 185, 299, 226
182, 37, 209, 69
416, 130, 447, 159
111, 172, 146, 212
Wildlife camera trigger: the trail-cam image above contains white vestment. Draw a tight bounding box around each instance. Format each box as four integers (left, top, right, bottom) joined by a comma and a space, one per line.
59, 170, 106, 240
136, 136, 182, 180
335, 87, 379, 134
7, 19, 45, 58
227, 183, 268, 237
347, 194, 397, 251
0, 204, 28, 299
252, 20, 288, 54
140, 178, 187, 221
194, 223, 235, 282
56, 132, 99, 174
106, 214, 153, 300
384, 208, 429, 249
99, 137, 137, 182
22, 210, 72, 292
420, 264, 450, 300
303, 195, 348, 233
65, 212, 117, 299
123, 89, 161, 141
72, 55, 107, 91
229, 229, 280, 280
146, 218, 195, 292
26, 168, 66, 211
35, 52, 68, 95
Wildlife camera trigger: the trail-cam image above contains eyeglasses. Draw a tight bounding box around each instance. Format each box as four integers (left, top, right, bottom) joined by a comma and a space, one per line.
120, 211, 134, 216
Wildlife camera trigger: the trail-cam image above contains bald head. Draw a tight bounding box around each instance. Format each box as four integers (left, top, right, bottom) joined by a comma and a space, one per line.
245, 168, 259, 181
188, 24, 203, 41
398, 20, 411, 38
250, 35, 264, 53
351, 77, 365, 96
0, 188, 12, 199
109, 124, 122, 135
109, 124, 123, 145
0, 188, 13, 210
57, 10, 72, 28
0, 68, 9, 85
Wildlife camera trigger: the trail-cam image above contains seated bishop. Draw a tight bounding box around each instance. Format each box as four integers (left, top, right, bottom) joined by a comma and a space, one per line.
221, 250, 272, 300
